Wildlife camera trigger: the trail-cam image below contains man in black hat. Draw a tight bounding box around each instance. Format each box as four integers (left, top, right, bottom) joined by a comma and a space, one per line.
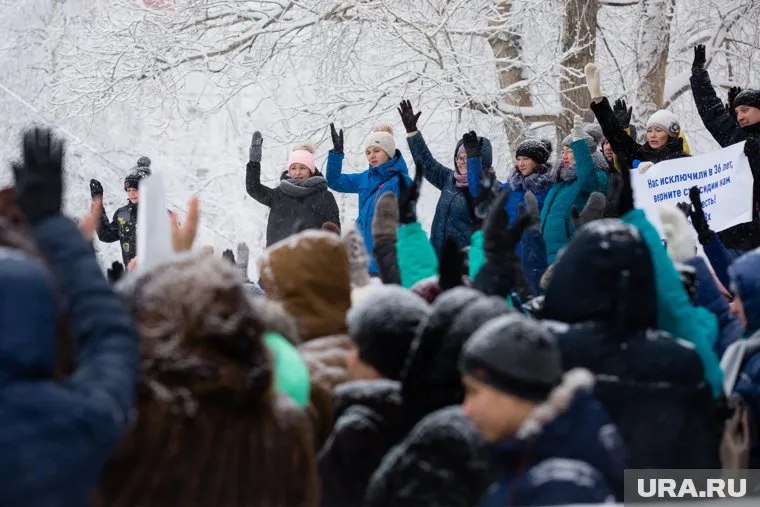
460, 313, 624, 506
91, 156, 152, 266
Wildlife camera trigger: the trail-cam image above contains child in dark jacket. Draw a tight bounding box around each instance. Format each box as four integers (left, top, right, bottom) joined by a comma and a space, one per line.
460, 314, 625, 506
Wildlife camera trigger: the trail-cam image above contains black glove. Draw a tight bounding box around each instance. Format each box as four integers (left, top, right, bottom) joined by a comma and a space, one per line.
461, 131, 482, 159
483, 189, 534, 266
90, 179, 103, 199
692, 44, 706, 72
107, 261, 124, 285
604, 172, 623, 218
13, 127, 64, 225
726, 86, 743, 120
571, 192, 607, 231
678, 186, 714, 245
398, 164, 424, 224
330, 123, 344, 153
438, 238, 464, 291
613, 98, 632, 129
222, 249, 236, 265
398, 100, 421, 134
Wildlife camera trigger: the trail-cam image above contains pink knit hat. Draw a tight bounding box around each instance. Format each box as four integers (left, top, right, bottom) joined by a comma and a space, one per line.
287, 143, 316, 174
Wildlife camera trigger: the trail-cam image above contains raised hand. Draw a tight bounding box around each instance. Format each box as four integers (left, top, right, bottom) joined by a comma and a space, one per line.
726, 86, 743, 119
571, 115, 584, 140
461, 130, 482, 159
678, 186, 715, 245
90, 178, 104, 199
692, 44, 706, 72
398, 100, 422, 134
13, 127, 64, 225
613, 98, 633, 129
169, 195, 200, 252
571, 192, 607, 231
249, 131, 263, 163
330, 123, 344, 153
584, 63, 603, 101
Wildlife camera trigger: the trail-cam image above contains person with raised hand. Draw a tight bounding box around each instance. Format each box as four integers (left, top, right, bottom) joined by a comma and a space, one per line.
245, 130, 340, 247
326, 122, 411, 275
1, 127, 138, 505
586, 63, 689, 171
690, 44, 760, 254
92, 155, 152, 265
540, 115, 609, 262
399, 100, 492, 256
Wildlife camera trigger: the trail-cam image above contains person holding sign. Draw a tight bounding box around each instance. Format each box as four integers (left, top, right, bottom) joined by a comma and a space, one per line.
690, 44, 760, 254
584, 64, 690, 171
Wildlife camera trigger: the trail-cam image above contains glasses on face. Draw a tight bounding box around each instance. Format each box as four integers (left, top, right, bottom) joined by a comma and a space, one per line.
456, 155, 467, 163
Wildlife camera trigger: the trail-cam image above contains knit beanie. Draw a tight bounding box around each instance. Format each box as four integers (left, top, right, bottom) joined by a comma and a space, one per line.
561, 132, 596, 151
364, 124, 396, 159
287, 142, 316, 174
347, 285, 431, 380
733, 89, 760, 111
124, 156, 152, 190
515, 139, 552, 165
646, 110, 681, 137
460, 313, 563, 401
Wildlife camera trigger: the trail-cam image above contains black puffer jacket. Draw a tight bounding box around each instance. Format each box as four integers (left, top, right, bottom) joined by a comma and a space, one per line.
362, 290, 510, 507
318, 380, 406, 507
363, 407, 493, 507
690, 68, 760, 251
542, 220, 721, 469
96, 201, 137, 265
246, 163, 340, 246
590, 97, 689, 169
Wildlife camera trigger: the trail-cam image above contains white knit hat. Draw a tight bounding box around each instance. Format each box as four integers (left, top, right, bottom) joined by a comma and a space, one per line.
646, 110, 681, 137
364, 124, 396, 158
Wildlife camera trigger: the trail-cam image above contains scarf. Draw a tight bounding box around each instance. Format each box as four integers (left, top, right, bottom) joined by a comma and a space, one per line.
507, 167, 554, 193
454, 171, 468, 188
559, 164, 577, 182
279, 176, 328, 198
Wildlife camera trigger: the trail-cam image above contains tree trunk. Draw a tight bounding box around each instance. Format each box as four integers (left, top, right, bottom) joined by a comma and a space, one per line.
559, 0, 599, 136
634, 0, 675, 122
487, 0, 533, 151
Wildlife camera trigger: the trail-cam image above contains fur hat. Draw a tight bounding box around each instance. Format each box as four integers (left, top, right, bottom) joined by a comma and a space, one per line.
515, 139, 552, 165
287, 142, 316, 174
733, 89, 760, 111
460, 313, 563, 401
584, 123, 605, 147
561, 132, 597, 151
124, 156, 152, 190
646, 110, 681, 137
364, 124, 396, 159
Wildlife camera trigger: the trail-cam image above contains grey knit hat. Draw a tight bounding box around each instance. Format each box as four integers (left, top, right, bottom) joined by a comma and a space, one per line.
460, 313, 563, 401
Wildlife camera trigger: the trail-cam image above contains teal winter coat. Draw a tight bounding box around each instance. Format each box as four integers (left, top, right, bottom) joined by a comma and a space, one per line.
540, 139, 608, 263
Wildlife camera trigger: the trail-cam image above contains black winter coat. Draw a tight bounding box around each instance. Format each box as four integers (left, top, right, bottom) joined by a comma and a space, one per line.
96, 201, 137, 265
317, 380, 407, 507
246, 162, 340, 246
363, 406, 493, 507
691, 68, 760, 251
590, 97, 689, 169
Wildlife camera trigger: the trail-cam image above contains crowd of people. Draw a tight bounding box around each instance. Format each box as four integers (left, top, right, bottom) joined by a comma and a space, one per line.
3, 44, 760, 506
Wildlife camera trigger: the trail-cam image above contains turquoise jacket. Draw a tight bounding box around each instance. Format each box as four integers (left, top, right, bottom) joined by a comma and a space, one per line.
396, 222, 439, 289
540, 139, 608, 263
622, 209, 723, 398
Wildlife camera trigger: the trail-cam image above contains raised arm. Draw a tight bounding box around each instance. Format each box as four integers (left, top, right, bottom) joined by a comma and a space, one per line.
326, 123, 361, 193
398, 100, 453, 190
245, 131, 274, 207
690, 45, 745, 147
569, 116, 608, 194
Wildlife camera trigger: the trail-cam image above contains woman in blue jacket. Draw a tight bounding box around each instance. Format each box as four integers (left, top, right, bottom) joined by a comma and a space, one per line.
326, 123, 411, 274
540, 116, 609, 262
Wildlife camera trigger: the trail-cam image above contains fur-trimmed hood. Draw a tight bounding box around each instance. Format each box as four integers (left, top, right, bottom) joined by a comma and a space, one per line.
492, 368, 626, 499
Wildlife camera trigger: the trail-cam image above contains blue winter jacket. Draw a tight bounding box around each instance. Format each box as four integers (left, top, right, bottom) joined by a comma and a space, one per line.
406, 132, 489, 256
326, 149, 411, 274
539, 140, 608, 263
478, 386, 625, 507
0, 217, 138, 506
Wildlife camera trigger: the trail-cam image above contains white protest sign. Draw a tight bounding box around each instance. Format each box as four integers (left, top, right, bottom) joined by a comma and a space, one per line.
631, 141, 753, 237
136, 171, 175, 273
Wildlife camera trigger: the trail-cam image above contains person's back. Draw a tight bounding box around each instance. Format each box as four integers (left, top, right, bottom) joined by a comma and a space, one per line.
542, 219, 720, 469
1, 128, 138, 506
99, 252, 318, 507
